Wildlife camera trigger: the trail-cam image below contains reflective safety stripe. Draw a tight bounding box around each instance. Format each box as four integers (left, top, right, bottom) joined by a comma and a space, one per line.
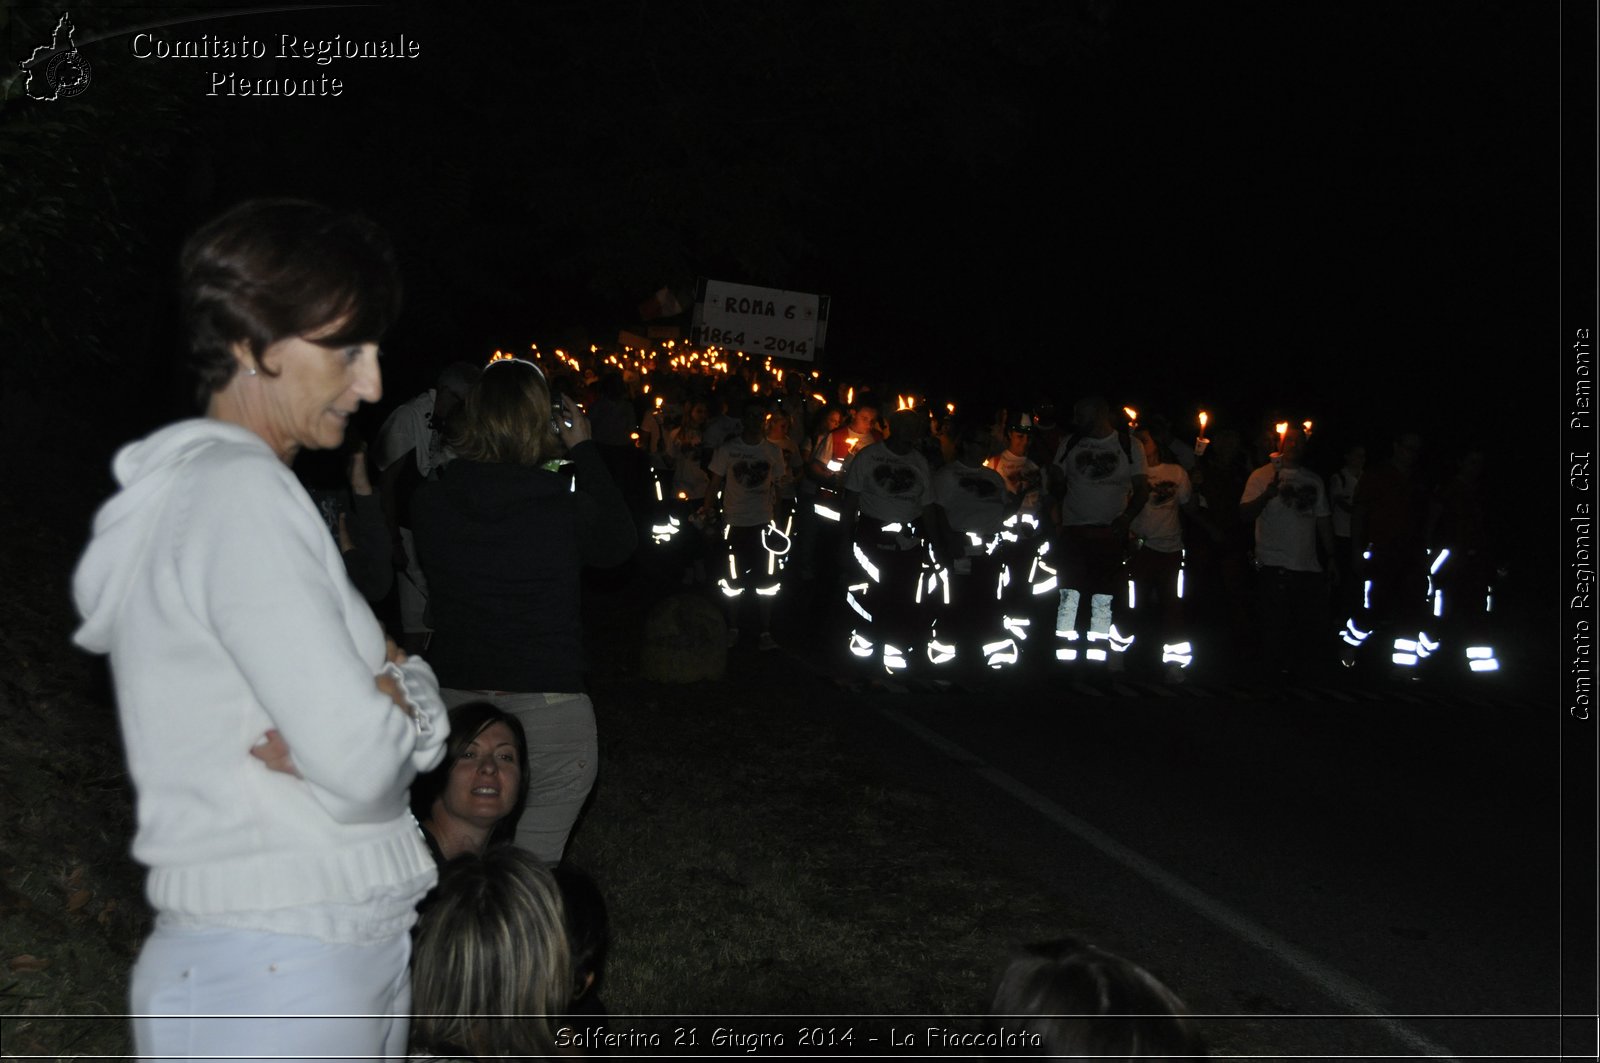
717, 580, 743, 599
853, 543, 881, 583
1033, 575, 1059, 595
1433, 590, 1444, 617
1429, 547, 1451, 575
1056, 647, 1079, 661
883, 645, 909, 672
1392, 652, 1419, 666
1394, 638, 1419, 653
814, 504, 841, 521
1417, 631, 1439, 655
1176, 563, 1186, 599
1363, 580, 1372, 609
1466, 646, 1495, 659
1107, 624, 1135, 653
983, 638, 1019, 668
848, 631, 875, 657
1003, 616, 1031, 640
1469, 658, 1500, 672
926, 640, 957, 664
882, 522, 904, 533
845, 588, 872, 622
755, 584, 781, 597
1161, 642, 1193, 666
1127, 579, 1137, 609
1085, 648, 1108, 661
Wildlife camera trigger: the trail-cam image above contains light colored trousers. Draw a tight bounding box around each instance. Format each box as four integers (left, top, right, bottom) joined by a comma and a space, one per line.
129, 925, 411, 1062
442, 688, 599, 866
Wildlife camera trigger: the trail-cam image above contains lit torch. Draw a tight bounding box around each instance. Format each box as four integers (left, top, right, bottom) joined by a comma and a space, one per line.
1275, 421, 1290, 457
1195, 411, 1210, 457
1302, 419, 1313, 438
1123, 407, 1139, 429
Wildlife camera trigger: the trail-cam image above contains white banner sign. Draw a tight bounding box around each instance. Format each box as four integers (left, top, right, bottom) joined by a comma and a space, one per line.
692, 279, 828, 361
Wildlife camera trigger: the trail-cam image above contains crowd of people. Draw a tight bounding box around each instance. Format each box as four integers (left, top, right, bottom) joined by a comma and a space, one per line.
522, 351, 1502, 690
69, 197, 1499, 1060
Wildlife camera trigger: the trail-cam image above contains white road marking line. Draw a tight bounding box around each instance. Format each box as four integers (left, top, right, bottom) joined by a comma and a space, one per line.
877, 705, 1462, 1062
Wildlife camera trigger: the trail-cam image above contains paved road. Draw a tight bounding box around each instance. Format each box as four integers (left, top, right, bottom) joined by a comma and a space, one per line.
788, 649, 1564, 1059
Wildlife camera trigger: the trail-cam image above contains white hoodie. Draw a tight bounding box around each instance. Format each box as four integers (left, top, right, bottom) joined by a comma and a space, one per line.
73, 419, 448, 943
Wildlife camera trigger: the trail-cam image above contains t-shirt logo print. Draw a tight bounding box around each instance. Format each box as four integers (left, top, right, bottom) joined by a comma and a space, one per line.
1075, 449, 1119, 480
1149, 479, 1179, 505
731, 460, 770, 490
872, 463, 920, 496
1278, 482, 1317, 514
959, 475, 1000, 499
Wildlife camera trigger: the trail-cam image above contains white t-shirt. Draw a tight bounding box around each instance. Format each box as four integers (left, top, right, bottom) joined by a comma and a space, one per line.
843, 442, 933, 524
668, 427, 709, 499
1133, 461, 1191, 553
1241, 464, 1330, 572
374, 389, 444, 476
709, 438, 784, 527
1328, 467, 1360, 538
767, 435, 802, 500
931, 461, 1010, 546
988, 450, 1042, 516
1052, 431, 1148, 527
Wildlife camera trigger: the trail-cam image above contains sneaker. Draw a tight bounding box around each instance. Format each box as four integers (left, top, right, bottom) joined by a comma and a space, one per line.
726, 627, 740, 648
758, 631, 779, 652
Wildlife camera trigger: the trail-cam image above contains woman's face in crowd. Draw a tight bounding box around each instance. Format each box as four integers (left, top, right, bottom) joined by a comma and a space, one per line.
250, 328, 382, 459
441, 722, 521, 829
825, 410, 843, 431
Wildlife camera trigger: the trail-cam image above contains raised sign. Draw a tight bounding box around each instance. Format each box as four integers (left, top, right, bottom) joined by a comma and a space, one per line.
691, 279, 829, 362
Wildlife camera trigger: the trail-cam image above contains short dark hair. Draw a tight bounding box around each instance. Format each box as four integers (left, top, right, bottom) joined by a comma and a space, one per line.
986, 937, 1208, 1059
179, 198, 401, 408
410, 702, 531, 848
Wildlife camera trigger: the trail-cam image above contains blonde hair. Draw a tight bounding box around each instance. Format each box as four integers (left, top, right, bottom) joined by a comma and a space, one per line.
411, 848, 572, 1060
450, 359, 560, 466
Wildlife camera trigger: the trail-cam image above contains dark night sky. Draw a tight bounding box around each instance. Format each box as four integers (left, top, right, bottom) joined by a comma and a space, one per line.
8, 1, 1563, 454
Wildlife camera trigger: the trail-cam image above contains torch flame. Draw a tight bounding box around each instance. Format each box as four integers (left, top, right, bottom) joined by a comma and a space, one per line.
847, 387, 855, 406
1302, 419, 1313, 435
1199, 411, 1209, 432
947, 402, 956, 415
1123, 407, 1139, 426
896, 394, 915, 412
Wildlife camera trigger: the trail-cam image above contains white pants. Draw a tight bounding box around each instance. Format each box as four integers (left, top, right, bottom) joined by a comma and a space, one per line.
129, 925, 411, 1062
442, 688, 599, 866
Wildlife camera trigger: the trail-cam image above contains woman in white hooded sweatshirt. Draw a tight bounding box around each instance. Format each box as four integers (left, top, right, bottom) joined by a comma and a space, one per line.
71, 200, 449, 1061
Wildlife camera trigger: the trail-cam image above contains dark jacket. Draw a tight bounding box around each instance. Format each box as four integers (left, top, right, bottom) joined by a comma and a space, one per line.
410, 441, 636, 693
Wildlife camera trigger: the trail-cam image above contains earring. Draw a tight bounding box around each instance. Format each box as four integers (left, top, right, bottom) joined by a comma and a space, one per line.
246, 368, 258, 377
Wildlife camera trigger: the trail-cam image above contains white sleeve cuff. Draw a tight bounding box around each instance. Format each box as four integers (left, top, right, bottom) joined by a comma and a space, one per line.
382, 658, 450, 772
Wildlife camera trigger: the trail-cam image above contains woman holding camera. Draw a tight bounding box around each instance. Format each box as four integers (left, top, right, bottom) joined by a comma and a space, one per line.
410, 357, 636, 866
